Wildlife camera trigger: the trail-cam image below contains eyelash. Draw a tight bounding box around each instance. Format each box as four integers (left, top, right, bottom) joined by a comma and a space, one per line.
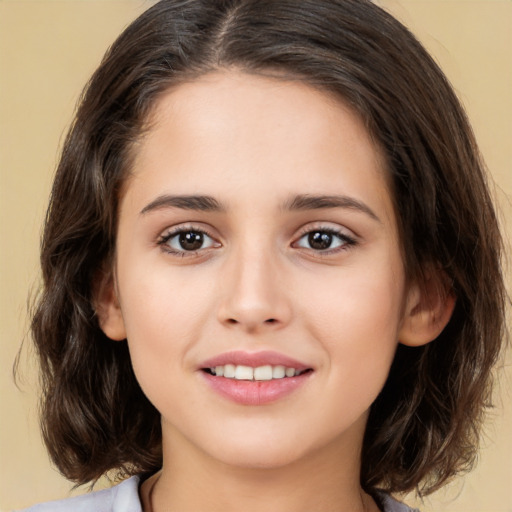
293, 226, 357, 255
156, 225, 357, 257
157, 226, 219, 257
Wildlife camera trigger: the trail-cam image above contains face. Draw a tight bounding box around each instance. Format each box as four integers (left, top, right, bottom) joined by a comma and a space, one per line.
101, 71, 419, 472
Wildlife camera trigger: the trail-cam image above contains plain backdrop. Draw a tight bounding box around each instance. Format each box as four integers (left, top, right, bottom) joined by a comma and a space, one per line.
1, 1, 510, 511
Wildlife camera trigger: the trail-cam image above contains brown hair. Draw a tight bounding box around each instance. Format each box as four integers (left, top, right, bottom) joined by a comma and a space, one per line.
30, 0, 506, 496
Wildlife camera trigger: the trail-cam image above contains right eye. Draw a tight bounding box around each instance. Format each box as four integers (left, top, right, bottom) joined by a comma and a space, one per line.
158, 228, 219, 255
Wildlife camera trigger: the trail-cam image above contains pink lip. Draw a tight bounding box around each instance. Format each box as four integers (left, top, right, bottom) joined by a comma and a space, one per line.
199, 350, 310, 371
198, 351, 313, 406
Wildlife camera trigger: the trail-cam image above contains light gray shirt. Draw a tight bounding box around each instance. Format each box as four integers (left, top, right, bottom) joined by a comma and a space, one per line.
18, 476, 419, 512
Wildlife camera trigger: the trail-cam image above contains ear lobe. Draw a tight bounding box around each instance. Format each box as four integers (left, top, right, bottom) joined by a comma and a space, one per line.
93, 269, 127, 341
399, 271, 456, 347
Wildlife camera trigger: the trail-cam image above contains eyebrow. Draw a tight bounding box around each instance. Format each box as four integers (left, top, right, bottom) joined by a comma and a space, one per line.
140, 194, 224, 215
284, 194, 381, 223
140, 193, 380, 223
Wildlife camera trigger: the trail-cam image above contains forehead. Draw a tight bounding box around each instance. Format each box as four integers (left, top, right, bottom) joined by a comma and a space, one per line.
123, 71, 395, 225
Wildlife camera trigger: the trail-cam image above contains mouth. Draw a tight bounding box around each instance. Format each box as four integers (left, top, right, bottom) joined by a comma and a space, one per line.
199, 351, 314, 405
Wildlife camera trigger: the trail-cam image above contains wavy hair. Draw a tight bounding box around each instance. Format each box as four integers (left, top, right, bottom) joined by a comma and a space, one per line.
29, 0, 506, 495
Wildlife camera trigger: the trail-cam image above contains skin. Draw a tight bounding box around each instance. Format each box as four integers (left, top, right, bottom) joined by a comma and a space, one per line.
97, 71, 453, 512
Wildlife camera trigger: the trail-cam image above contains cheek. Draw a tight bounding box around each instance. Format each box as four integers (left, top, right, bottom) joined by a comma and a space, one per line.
119, 255, 213, 331
301, 260, 404, 384
115, 260, 215, 384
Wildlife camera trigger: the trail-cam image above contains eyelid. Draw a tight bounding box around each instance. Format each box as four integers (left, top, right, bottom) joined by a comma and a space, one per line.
156, 223, 221, 255
294, 221, 357, 240
291, 222, 358, 254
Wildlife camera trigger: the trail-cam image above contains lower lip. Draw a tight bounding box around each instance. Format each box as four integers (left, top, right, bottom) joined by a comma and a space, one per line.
201, 372, 311, 405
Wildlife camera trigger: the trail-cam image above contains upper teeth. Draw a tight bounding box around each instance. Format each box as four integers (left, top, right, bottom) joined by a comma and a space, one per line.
210, 364, 301, 381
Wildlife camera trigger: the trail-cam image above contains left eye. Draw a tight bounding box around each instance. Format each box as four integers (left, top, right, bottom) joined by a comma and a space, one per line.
295, 230, 352, 251
161, 229, 217, 252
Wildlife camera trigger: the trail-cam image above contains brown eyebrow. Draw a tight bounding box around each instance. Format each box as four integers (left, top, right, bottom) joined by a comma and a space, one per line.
140, 193, 380, 223
283, 194, 381, 223
140, 194, 225, 215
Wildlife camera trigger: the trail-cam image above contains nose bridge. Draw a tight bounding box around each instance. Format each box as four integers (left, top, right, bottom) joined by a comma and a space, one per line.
218, 236, 291, 330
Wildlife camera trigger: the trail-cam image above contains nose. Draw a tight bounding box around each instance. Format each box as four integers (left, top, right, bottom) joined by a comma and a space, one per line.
217, 244, 292, 333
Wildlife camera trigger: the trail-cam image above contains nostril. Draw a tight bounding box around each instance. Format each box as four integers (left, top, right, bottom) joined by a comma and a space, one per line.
222, 316, 281, 328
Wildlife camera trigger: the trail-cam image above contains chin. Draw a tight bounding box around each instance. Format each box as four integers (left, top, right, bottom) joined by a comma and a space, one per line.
213, 443, 306, 471
203, 422, 336, 471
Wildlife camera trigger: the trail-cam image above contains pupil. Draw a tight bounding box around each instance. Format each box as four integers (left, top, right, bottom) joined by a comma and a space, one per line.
179, 231, 203, 250
308, 231, 332, 250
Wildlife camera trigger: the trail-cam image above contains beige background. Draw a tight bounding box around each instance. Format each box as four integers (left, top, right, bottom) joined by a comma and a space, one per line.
0, 0, 510, 510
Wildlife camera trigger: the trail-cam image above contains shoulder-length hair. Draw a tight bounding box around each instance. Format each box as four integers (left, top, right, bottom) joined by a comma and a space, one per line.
30, 0, 506, 495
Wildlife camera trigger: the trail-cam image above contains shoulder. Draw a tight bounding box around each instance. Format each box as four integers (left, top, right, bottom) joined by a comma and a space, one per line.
16, 476, 142, 512
376, 492, 421, 512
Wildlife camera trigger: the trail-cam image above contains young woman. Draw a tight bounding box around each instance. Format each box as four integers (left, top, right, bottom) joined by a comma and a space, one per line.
18, 1, 507, 511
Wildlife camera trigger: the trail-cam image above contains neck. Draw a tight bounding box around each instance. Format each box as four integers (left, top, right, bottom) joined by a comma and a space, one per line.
141, 425, 378, 512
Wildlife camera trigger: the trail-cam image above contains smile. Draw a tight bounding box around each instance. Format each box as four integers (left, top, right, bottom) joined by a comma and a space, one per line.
199, 352, 313, 405
204, 364, 307, 380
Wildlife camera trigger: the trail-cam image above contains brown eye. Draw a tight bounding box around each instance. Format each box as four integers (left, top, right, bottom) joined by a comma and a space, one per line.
294, 228, 356, 253
308, 231, 333, 250
159, 228, 218, 253
179, 231, 204, 251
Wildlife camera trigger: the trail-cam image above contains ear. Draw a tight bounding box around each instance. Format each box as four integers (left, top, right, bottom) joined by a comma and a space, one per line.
93, 269, 127, 341
399, 269, 456, 347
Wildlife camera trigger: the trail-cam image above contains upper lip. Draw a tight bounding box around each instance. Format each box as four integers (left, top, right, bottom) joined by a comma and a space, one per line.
199, 350, 311, 371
